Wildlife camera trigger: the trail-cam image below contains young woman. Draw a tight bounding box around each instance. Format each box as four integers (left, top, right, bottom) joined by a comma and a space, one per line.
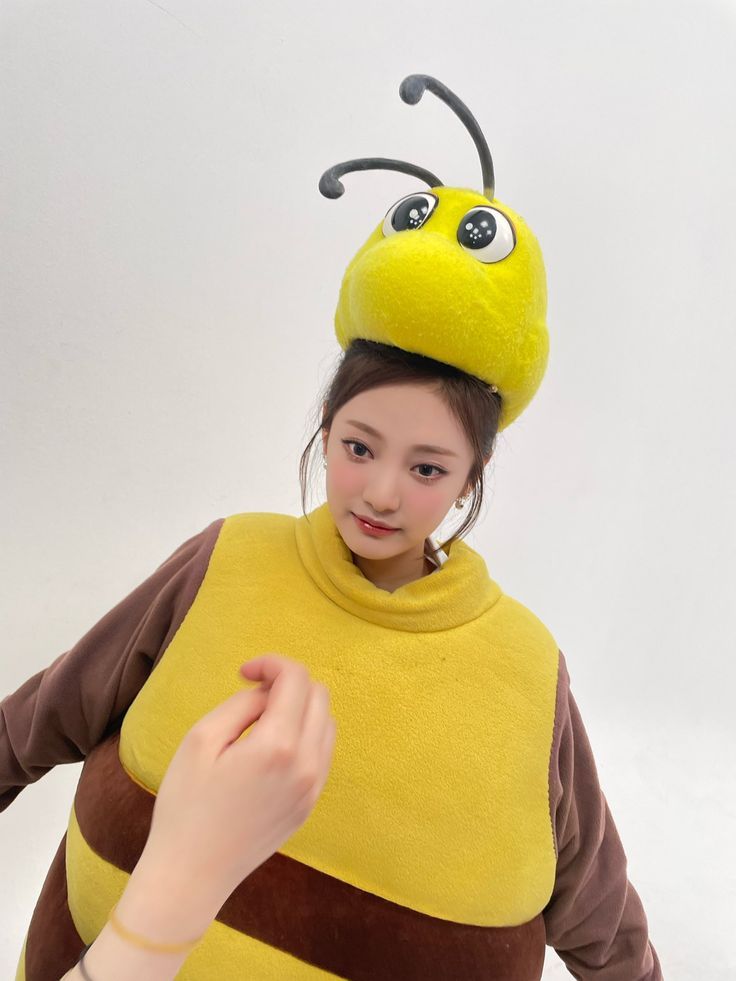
5, 344, 663, 981
3, 74, 664, 980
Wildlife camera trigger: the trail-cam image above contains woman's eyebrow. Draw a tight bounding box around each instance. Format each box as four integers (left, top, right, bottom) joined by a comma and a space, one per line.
345, 419, 458, 457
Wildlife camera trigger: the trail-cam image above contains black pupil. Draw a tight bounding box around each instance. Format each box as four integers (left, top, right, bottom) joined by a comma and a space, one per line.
392, 196, 430, 231
457, 210, 497, 249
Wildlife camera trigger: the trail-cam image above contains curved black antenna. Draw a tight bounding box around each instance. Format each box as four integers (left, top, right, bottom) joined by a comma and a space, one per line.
399, 74, 495, 200
319, 157, 443, 199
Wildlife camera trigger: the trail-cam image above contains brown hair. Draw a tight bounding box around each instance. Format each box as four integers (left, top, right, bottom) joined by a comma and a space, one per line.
298, 339, 503, 559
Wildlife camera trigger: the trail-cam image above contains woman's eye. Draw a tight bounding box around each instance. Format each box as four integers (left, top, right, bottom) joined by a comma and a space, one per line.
456, 206, 515, 262
382, 192, 438, 237
414, 465, 443, 481
341, 440, 445, 482
343, 439, 370, 458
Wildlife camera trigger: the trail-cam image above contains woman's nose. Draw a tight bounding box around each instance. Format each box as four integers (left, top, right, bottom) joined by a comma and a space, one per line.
363, 477, 401, 511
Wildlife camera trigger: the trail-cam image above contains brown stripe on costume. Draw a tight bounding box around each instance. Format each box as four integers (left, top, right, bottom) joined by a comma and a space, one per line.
71, 729, 546, 980
23, 831, 87, 980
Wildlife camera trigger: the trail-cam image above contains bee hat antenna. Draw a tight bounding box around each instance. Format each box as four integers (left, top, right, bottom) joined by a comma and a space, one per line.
399, 73, 495, 200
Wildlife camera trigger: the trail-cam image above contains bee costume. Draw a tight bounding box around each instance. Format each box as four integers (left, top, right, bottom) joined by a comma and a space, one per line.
2, 74, 663, 980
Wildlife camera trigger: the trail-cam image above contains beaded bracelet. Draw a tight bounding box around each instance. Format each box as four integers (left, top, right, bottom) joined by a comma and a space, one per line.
75, 902, 206, 977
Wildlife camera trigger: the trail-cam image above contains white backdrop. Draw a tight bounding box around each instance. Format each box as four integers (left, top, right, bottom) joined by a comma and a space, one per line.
2, 1, 735, 977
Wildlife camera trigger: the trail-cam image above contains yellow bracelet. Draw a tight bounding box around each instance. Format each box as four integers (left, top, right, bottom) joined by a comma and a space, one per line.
107, 902, 206, 953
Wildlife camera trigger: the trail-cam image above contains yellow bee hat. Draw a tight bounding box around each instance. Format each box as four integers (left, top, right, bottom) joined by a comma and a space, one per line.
319, 73, 549, 433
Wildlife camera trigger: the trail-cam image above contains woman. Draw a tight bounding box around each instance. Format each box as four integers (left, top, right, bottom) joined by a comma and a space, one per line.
60, 365, 495, 981
8, 348, 662, 980
4, 74, 664, 979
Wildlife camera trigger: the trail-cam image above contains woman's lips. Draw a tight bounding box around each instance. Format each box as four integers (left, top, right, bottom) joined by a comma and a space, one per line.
352, 513, 400, 536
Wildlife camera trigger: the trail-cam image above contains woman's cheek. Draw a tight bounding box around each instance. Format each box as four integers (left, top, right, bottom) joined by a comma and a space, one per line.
330, 456, 362, 496
409, 483, 446, 523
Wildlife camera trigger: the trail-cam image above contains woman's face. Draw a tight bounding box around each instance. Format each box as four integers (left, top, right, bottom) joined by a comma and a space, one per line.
321, 383, 476, 585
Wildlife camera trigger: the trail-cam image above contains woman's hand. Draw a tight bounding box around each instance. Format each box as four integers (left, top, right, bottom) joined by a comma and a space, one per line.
137, 653, 337, 909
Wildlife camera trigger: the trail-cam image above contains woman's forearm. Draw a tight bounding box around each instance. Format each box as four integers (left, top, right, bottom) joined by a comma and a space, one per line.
59, 848, 225, 981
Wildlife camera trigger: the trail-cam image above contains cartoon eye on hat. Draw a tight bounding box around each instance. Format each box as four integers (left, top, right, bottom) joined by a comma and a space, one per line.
319, 74, 550, 433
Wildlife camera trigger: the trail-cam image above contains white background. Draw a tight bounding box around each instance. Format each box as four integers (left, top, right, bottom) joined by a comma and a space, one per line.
2, 1, 735, 977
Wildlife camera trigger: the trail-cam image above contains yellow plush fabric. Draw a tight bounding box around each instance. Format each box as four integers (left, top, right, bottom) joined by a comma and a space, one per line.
64, 502, 561, 976
334, 187, 548, 431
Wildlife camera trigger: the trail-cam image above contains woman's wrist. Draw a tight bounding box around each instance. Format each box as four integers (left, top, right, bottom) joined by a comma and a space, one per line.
118, 843, 225, 945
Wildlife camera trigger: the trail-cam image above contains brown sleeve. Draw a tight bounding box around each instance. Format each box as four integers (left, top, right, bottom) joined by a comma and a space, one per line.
543, 650, 664, 979
0, 517, 224, 814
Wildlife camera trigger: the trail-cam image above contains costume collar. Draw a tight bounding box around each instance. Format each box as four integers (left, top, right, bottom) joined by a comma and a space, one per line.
294, 502, 501, 631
